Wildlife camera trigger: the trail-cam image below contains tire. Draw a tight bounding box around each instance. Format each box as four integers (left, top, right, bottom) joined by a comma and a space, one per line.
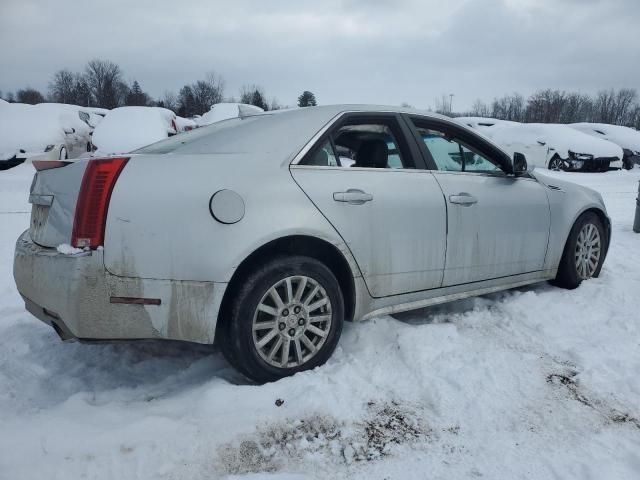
552, 212, 606, 289
59, 147, 68, 160
548, 155, 565, 171
220, 255, 344, 383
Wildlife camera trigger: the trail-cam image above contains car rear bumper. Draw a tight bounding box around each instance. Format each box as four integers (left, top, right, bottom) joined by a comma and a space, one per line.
13, 230, 225, 344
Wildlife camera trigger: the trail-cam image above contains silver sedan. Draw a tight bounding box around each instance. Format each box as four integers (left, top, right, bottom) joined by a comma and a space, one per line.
14, 105, 611, 382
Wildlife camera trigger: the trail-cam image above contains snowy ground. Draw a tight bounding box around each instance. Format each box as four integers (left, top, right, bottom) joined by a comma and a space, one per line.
1, 163, 639, 480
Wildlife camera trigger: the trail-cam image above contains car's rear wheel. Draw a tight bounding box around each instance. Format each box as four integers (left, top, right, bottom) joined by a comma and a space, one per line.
221, 255, 344, 383
552, 212, 606, 289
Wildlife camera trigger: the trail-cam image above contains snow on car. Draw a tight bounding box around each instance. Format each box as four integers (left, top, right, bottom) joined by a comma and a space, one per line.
570, 123, 640, 169
0, 103, 93, 170
196, 102, 264, 126
457, 117, 624, 171
91, 106, 177, 155
175, 115, 197, 132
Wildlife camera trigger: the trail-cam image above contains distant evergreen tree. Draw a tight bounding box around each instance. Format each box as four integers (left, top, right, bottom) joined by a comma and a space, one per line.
125, 80, 148, 106
178, 85, 197, 117
250, 89, 268, 111
297, 90, 317, 107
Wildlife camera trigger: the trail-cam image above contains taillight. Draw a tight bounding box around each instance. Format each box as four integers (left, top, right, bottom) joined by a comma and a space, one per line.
71, 157, 129, 249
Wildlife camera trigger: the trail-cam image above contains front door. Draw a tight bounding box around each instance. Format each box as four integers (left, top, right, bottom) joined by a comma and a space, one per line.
406, 116, 551, 286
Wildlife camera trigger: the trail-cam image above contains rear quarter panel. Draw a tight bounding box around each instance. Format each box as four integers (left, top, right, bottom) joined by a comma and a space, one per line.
104, 153, 354, 282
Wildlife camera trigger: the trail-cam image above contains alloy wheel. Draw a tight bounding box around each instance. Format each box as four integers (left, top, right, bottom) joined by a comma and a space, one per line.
252, 275, 332, 368
574, 223, 601, 279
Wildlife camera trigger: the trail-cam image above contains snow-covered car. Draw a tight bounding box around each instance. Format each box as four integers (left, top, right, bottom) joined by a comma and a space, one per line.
570, 123, 640, 170
91, 106, 177, 155
14, 105, 611, 383
196, 102, 264, 127
0, 103, 93, 170
457, 117, 623, 171
175, 115, 197, 132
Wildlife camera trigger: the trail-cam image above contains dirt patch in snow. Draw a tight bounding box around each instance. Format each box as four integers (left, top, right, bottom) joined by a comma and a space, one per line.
546, 370, 640, 429
217, 401, 433, 475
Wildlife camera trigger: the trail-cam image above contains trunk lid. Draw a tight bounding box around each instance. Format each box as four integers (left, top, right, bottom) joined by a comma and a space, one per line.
28, 161, 87, 248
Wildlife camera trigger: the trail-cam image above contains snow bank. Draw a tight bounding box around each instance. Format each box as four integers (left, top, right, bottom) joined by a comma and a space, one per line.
1, 165, 640, 479
197, 103, 264, 127
92, 106, 177, 155
570, 123, 640, 153
56, 244, 85, 255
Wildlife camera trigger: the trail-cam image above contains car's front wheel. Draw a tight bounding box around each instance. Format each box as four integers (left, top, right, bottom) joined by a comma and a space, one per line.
552, 212, 606, 289
221, 255, 344, 383
548, 155, 565, 171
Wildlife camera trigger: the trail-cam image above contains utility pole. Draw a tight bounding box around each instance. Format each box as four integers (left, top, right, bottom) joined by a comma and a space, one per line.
449, 94, 455, 114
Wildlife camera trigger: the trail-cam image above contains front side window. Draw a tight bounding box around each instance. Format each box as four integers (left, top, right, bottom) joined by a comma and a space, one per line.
300, 118, 413, 169
413, 123, 502, 173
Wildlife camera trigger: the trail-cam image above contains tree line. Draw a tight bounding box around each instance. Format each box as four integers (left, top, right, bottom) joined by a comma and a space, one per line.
0, 59, 319, 116
461, 88, 640, 129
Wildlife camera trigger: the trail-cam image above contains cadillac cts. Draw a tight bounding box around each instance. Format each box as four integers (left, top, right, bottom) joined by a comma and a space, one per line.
14, 105, 611, 382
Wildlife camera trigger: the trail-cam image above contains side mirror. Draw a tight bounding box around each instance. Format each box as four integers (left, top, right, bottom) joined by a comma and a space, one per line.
513, 152, 528, 175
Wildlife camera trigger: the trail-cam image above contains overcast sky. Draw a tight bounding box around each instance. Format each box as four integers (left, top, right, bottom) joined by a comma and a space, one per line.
1, 0, 638, 110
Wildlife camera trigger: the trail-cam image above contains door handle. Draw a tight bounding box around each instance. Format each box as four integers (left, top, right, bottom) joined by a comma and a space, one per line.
449, 193, 478, 206
333, 189, 373, 205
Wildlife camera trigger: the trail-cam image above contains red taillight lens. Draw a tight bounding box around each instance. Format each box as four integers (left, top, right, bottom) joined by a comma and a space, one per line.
71, 157, 129, 249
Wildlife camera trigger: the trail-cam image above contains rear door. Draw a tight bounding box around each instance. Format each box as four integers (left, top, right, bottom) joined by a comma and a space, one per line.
290, 113, 447, 298
405, 115, 551, 286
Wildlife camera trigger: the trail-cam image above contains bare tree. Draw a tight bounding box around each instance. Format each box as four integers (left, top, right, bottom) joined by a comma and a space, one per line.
434, 94, 451, 115
48, 69, 76, 104
469, 99, 490, 117
160, 91, 178, 112
85, 59, 124, 109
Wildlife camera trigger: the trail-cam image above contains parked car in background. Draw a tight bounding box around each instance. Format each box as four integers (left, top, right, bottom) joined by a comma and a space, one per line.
196, 102, 264, 127
175, 115, 197, 132
14, 105, 611, 383
0, 103, 93, 170
457, 117, 623, 171
91, 106, 177, 155
570, 123, 640, 170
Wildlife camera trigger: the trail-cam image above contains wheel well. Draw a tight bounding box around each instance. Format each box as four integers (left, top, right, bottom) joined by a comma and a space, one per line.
583, 207, 611, 247
216, 235, 356, 340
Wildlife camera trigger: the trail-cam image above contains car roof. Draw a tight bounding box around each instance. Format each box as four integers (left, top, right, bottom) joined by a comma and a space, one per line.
265, 104, 452, 122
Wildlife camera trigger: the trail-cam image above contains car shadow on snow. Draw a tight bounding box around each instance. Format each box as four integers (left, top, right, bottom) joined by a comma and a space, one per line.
1, 320, 251, 411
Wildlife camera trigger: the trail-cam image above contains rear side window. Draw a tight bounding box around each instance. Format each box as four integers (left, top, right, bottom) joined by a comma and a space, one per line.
300, 117, 414, 169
